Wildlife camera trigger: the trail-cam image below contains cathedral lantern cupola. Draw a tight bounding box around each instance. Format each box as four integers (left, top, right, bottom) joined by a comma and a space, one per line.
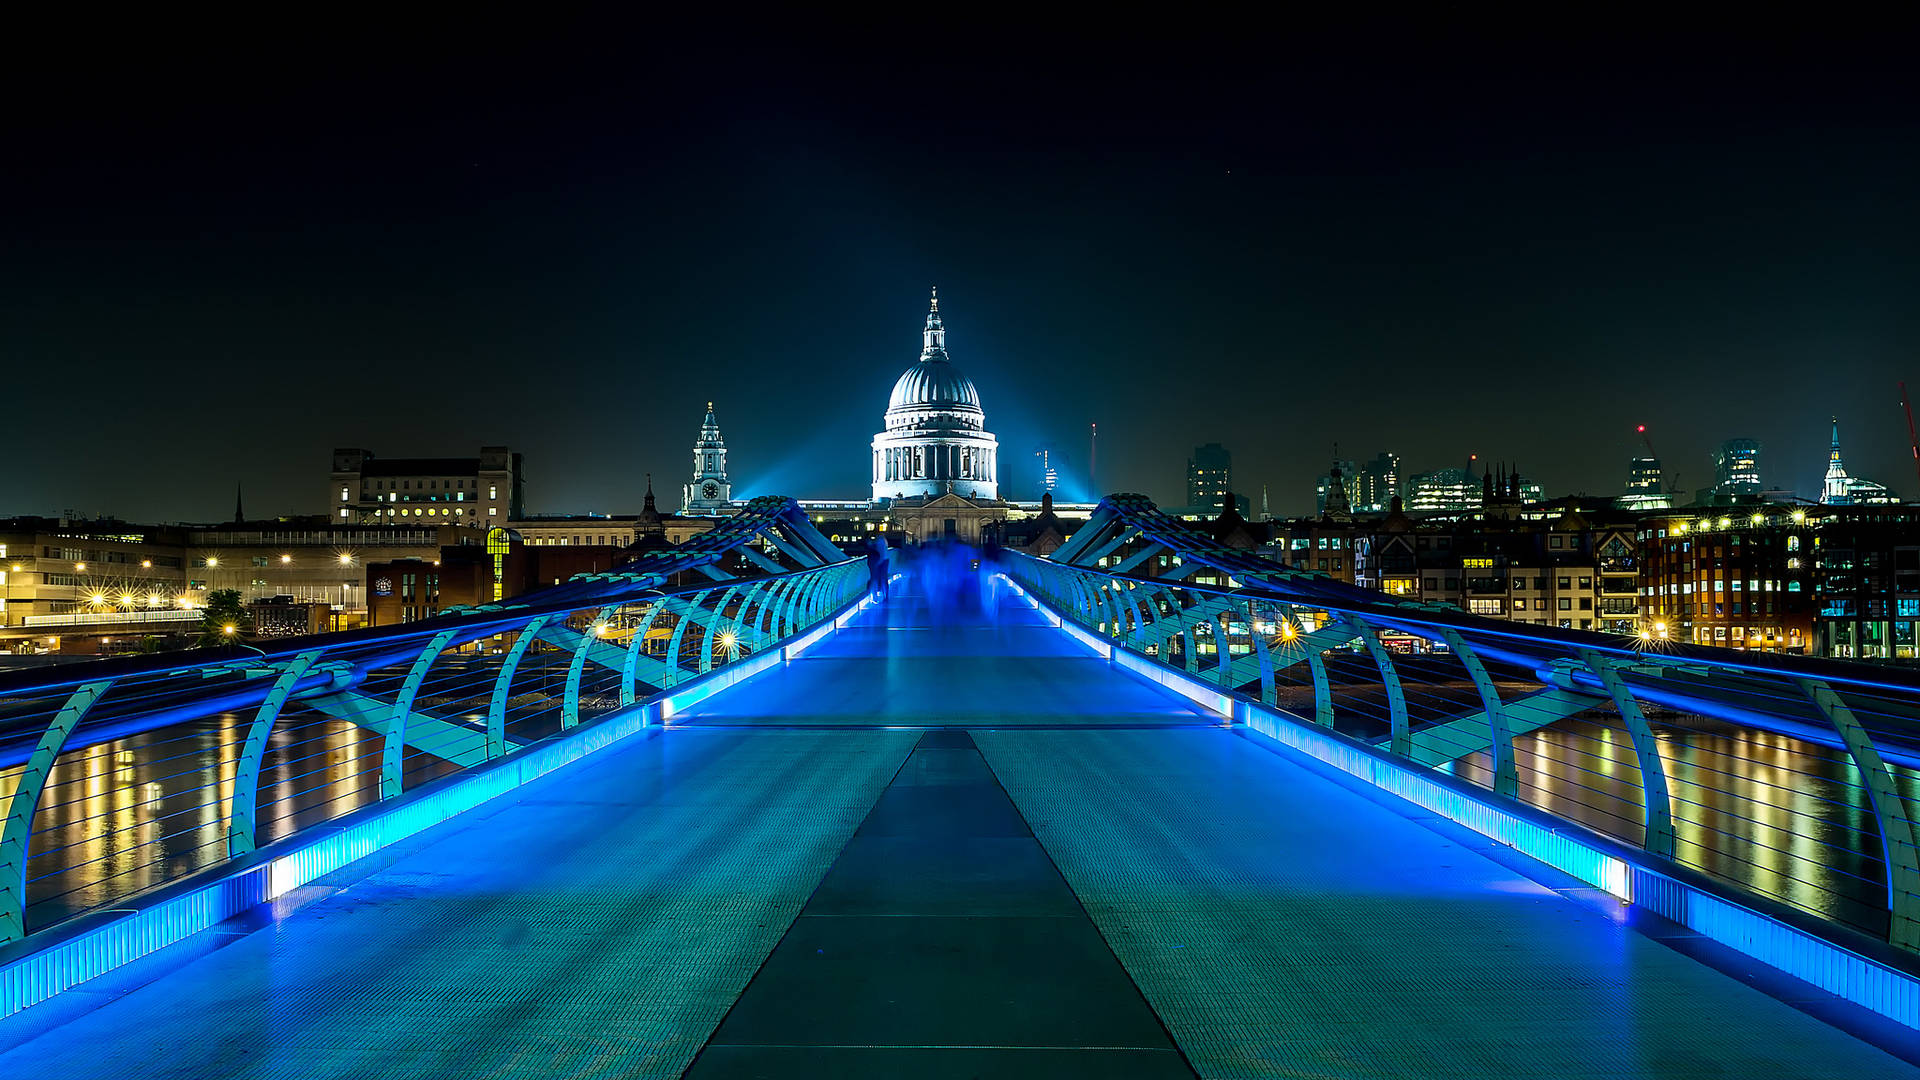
684, 401, 732, 512
871, 289, 1000, 501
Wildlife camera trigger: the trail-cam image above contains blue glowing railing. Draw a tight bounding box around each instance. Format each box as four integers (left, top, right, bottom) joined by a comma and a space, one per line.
1017, 494, 1920, 956
0, 497, 865, 946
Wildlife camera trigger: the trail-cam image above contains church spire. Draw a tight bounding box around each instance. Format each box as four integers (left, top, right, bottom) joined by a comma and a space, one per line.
922, 287, 947, 360
1822, 415, 1854, 504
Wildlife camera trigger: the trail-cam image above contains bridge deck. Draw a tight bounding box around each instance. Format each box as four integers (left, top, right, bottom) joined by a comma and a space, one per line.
0, 581, 1915, 1078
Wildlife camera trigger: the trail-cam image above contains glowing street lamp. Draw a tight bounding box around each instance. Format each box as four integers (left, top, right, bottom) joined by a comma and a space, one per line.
205, 557, 219, 568
280, 554, 293, 564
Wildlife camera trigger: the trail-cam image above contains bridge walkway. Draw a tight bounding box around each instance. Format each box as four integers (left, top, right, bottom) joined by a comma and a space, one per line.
0, 579, 1913, 1077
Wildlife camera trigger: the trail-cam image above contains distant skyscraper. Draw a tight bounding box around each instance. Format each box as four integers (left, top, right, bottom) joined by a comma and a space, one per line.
1187, 443, 1233, 514
1617, 455, 1671, 511
1352, 452, 1401, 513
1714, 438, 1764, 498
1035, 448, 1059, 495
1406, 467, 1482, 513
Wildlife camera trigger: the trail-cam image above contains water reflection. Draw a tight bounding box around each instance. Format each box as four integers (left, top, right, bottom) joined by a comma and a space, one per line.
1458, 712, 1891, 936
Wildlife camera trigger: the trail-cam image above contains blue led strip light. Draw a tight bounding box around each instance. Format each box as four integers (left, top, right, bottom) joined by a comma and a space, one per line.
1013, 575, 1920, 1030
0, 589, 866, 1022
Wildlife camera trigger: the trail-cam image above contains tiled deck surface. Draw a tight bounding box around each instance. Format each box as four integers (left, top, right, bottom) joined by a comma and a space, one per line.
0, 580, 1914, 1078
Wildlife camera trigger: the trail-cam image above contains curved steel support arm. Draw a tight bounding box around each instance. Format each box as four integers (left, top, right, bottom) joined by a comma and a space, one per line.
1577, 649, 1676, 857
0, 679, 114, 943
380, 629, 461, 800
624, 597, 677, 702
1248, 614, 1278, 705
489, 615, 553, 751
228, 651, 327, 858
1304, 647, 1333, 727
1349, 615, 1409, 754
1439, 628, 1517, 798
663, 589, 714, 688
1801, 677, 1920, 948
565, 606, 623, 729
699, 585, 748, 674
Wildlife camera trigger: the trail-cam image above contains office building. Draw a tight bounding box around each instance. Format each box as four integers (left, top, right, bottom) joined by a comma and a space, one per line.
329, 446, 524, 530
1187, 443, 1233, 515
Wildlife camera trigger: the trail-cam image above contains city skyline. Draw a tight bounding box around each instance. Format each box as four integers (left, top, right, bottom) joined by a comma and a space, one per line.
5, 26, 1914, 521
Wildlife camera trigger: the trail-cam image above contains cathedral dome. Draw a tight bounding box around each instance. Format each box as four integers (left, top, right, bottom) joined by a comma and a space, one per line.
888, 360, 981, 412
871, 290, 999, 502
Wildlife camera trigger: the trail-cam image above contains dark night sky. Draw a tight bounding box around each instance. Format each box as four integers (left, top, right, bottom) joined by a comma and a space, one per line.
5, 22, 1916, 520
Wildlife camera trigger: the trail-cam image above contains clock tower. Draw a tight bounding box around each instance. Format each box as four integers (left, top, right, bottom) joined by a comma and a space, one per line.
683, 401, 732, 512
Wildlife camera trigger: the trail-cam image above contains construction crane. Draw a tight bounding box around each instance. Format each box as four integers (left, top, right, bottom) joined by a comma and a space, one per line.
1902, 382, 1920, 492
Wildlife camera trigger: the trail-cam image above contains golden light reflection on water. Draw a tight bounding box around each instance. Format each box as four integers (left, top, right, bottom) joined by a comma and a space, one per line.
16, 700, 492, 933
1460, 711, 1888, 934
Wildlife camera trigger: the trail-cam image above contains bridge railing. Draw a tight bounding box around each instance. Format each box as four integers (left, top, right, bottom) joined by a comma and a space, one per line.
0, 497, 865, 943
1016, 495, 1920, 953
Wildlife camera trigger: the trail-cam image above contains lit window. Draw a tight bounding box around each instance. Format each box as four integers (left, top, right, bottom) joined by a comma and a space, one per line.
489, 507, 497, 517
489, 486, 498, 499
338, 508, 348, 518
339, 487, 349, 502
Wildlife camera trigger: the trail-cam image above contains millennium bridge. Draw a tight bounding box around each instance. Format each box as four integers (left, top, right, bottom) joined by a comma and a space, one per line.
2, 495, 1920, 1077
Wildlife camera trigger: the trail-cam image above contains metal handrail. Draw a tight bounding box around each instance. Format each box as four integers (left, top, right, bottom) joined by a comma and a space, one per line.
1015, 494, 1920, 953
0, 497, 866, 943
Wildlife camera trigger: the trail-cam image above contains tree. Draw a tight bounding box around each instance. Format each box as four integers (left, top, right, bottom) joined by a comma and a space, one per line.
196, 589, 254, 648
